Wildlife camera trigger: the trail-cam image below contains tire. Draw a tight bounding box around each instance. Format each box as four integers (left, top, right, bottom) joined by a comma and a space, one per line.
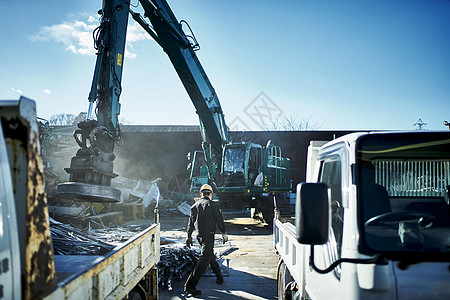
277, 261, 293, 300
128, 291, 142, 300
129, 286, 146, 300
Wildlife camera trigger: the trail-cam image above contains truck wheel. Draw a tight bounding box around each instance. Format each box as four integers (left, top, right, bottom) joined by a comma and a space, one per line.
277, 261, 293, 300
128, 290, 144, 300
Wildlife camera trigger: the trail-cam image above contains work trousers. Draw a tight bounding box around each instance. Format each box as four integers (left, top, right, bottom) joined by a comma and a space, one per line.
185, 233, 222, 288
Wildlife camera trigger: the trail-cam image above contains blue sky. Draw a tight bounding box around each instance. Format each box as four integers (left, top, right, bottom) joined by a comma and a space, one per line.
0, 0, 449, 130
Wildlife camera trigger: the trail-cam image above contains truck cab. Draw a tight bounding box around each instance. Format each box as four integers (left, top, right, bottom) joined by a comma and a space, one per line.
275, 131, 450, 299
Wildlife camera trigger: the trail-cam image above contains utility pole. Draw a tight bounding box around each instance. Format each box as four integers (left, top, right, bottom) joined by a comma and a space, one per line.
413, 118, 427, 130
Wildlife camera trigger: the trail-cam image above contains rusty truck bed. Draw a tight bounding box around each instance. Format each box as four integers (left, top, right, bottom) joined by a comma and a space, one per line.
44, 223, 160, 300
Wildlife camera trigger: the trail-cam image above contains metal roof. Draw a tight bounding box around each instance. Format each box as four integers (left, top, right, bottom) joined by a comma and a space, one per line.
120, 125, 200, 133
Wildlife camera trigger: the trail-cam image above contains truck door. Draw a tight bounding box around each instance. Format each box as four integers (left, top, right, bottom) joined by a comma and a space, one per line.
306, 154, 345, 299
248, 145, 261, 186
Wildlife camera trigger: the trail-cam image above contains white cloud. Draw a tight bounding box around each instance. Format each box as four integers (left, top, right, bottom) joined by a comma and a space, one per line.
10, 88, 23, 94
30, 18, 97, 56
126, 22, 151, 43
30, 15, 151, 58
43, 89, 51, 94
124, 22, 151, 58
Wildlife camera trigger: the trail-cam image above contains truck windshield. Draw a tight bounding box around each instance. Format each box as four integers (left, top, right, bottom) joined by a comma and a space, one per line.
356, 132, 450, 259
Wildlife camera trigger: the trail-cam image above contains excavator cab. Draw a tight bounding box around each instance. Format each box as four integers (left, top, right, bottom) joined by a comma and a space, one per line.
222, 143, 262, 188
190, 141, 290, 196
222, 144, 247, 187
189, 143, 263, 192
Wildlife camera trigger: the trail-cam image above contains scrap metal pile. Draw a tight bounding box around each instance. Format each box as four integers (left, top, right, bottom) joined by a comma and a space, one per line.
158, 246, 200, 291
50, 218, 147, 255
157, 240, 236, 291
50, 218, 115, 255
88, 225, 144, 245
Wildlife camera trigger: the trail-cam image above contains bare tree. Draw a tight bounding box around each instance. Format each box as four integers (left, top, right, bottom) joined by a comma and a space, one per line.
72, 112, 87, 125
48, 113, 76, 126
119, 116, 132, 125
264, 112, 322, 131
49, 112, 133, 127
413, 118, 427, 131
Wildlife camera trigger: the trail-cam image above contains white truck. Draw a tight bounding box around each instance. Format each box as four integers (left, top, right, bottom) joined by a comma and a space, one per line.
0, 97, 160, 300
275, 131, 450, 299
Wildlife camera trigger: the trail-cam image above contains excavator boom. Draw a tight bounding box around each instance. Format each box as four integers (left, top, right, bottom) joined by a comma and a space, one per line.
137, 0, 231, 178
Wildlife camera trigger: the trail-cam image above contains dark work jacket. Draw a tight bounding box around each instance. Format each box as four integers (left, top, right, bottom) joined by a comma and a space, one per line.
187, 197, 226, 238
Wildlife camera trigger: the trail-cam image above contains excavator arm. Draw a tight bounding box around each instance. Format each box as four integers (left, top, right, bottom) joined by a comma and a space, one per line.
88, 0, 129, 142
57, 0, 131, 202
135, 0, 231, 181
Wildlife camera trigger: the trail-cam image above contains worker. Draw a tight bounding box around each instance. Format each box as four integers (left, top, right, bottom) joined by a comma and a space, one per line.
184, 183, 228, 296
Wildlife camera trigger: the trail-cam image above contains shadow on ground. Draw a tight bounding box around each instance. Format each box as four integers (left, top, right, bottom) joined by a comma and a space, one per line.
159, 267, 277, 300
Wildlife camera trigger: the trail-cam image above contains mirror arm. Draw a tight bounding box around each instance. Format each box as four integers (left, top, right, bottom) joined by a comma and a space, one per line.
309, 246, 387, 274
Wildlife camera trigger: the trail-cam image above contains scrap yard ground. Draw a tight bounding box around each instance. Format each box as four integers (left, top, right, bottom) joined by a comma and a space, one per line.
147, 209, 279, 299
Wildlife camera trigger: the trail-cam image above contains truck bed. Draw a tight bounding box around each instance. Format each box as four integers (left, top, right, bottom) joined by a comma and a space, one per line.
274, 219, 306, 286
45, 223, 160, 300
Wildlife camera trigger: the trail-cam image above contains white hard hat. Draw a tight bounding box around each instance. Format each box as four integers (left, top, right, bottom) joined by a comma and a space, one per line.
200, 184, 213, 193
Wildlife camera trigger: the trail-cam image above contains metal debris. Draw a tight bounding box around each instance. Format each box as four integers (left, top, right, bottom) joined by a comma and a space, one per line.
177, 201, 191, 216
50, 217, 147, 255
50, 218, 114, 255
218, 242, 238, 257
157, 240, 235, 290
157, 246, 200, 291
88, 226, 144, 246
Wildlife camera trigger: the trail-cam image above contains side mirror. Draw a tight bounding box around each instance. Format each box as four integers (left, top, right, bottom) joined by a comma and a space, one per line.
296, 182, 329, 245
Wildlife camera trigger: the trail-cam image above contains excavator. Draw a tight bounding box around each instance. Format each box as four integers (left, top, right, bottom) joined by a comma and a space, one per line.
57, 0, 291, 223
